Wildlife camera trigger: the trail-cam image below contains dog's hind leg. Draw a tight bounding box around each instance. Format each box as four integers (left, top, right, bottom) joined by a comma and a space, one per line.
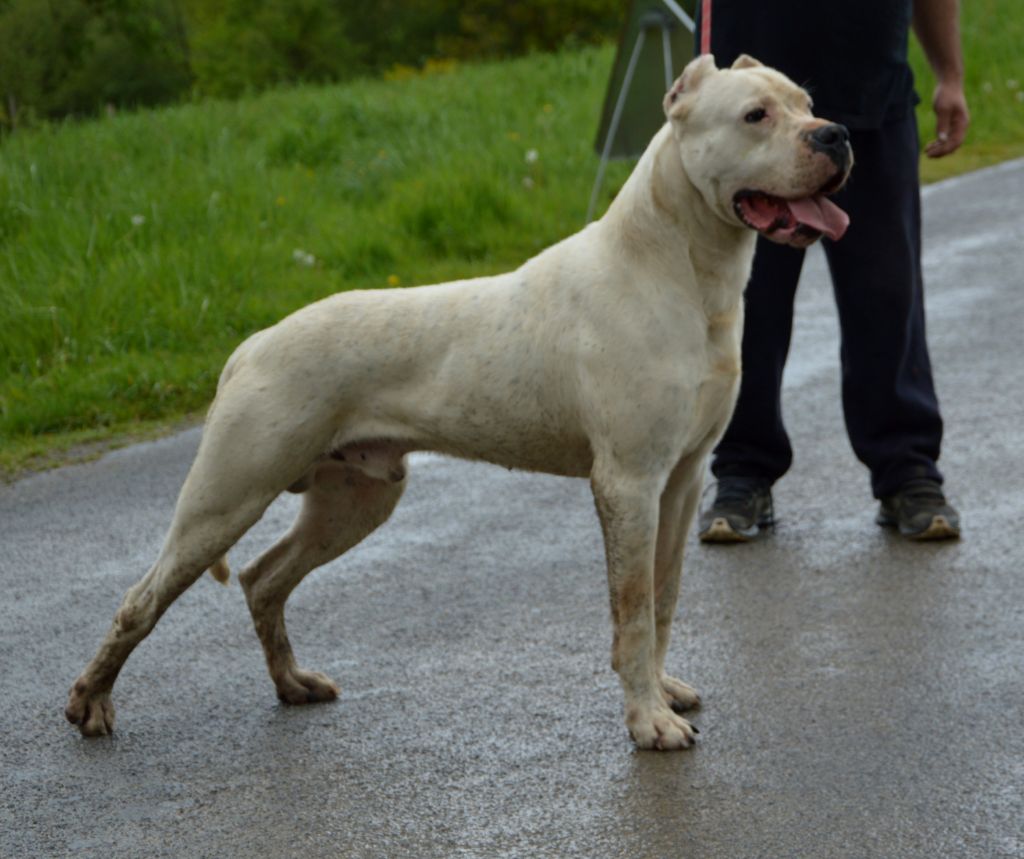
64, 421, 301, 737
239, 464, 405, 705
65, 492, 275, 736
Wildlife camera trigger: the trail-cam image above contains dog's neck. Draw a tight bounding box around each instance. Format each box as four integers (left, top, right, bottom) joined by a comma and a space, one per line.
599, 124, 755, 316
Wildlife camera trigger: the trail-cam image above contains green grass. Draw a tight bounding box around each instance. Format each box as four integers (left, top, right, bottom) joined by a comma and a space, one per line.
0, 46, 632, 475
2, 2, 1022, 477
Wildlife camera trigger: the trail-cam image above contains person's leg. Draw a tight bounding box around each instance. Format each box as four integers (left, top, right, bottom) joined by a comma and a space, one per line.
700, 239, 804, 542
710, 238, 806, 483
822, 113, 944, 499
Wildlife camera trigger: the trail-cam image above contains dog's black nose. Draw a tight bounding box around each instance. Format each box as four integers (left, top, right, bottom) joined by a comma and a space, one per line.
811, 123, 850, 149
808, 123, 851, 168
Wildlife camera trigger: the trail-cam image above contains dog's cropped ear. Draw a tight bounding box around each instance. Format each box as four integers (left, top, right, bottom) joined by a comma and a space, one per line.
663, 54, 717, 118
731, 54, 764, 70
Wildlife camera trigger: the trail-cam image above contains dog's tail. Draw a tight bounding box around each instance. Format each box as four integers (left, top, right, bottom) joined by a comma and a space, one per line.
208, 556, 230, 586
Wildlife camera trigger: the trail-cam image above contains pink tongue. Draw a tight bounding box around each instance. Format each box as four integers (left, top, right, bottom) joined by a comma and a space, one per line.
787, 195, 850, 241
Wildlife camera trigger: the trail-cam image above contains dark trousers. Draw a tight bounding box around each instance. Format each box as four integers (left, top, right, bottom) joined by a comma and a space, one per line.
711, 112, 944, 498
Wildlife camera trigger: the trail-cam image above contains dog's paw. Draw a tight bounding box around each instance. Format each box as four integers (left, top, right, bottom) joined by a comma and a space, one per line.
661, 674, 701, 713
65, 679, 115, 737
275, 668, 340, 705
626, 703, 698, 750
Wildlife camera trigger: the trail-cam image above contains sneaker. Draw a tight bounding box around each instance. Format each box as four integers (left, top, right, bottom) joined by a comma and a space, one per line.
876, 478, 960, 540
698, 477, 774, 543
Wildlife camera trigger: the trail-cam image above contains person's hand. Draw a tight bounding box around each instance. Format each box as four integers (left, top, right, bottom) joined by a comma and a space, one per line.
925, 79, 969, 158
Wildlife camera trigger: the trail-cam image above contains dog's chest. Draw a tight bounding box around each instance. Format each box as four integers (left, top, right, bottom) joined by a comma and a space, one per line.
686, 308, 743, 448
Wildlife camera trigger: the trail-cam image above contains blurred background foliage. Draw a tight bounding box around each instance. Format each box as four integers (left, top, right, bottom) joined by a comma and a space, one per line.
0, 0, 624, 127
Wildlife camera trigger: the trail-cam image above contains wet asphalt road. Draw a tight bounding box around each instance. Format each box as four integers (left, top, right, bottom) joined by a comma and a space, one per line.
2, 161, 1024, 859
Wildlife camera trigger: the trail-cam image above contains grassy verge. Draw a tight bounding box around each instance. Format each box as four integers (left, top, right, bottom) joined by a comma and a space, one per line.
2, 1, 1021, 479
911, 0, 1024, 182
1, 46, 632, 478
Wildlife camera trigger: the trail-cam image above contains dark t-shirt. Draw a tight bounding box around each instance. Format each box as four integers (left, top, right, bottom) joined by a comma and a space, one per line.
696, 0, 918, 129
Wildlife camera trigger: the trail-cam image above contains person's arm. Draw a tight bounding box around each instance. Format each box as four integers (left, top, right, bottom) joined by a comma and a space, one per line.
912, 0, 969, 158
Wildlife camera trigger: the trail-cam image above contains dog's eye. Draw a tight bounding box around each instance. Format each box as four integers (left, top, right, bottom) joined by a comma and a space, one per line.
744, 108, 767, 124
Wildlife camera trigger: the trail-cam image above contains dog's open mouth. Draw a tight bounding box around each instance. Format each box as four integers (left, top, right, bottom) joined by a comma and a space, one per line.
733, 181, 849, 246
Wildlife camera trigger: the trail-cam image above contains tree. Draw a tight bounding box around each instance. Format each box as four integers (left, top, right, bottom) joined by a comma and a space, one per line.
0, 0, 191, 129
187, 0, 356, 98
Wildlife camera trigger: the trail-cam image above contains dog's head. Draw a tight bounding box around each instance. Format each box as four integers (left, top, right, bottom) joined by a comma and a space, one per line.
663, 54, 853, 248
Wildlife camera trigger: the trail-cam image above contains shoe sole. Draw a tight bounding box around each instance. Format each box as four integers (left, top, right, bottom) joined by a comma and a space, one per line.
903, 514, 960, 541
878, 514, 961, 541
699, 517, 759, 543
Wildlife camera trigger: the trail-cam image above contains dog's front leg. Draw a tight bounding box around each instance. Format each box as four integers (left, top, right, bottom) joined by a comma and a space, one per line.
653, 460, 704, 714
591, 465, 697, 750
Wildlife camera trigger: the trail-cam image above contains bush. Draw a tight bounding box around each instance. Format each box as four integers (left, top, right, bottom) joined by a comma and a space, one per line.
187, 0, 356, 98
0, 0, 190, 128
436, 0, 624, 60
0, 0, 626, 127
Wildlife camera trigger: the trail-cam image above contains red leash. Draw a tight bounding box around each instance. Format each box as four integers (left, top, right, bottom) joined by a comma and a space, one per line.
701, 0, 712, 54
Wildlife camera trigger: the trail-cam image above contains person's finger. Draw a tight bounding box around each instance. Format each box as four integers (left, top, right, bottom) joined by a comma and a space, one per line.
936, 111, 967, 156
926, 128, 954, 158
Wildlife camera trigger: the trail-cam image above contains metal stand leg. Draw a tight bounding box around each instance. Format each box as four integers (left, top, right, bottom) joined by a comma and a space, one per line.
586, 29, 647, 224
585, 0, 693, 224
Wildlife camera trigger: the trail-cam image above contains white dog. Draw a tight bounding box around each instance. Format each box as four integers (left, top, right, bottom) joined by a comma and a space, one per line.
66, 54, 851, 749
